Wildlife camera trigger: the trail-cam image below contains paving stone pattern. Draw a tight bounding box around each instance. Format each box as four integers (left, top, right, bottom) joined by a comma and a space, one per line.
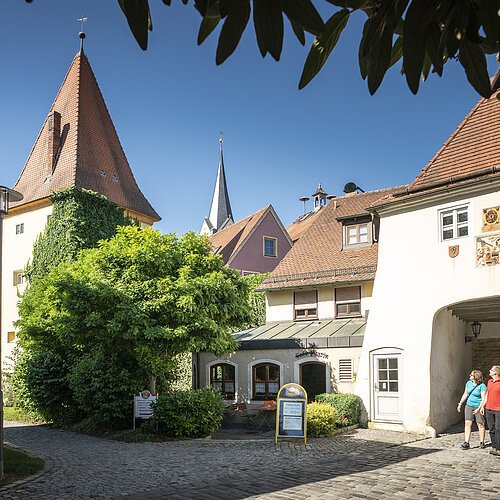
2, 421, 499, 499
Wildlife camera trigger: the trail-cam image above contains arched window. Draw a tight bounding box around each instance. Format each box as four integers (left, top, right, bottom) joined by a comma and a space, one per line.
253, 363, 280, 400
210, 363, 235, 399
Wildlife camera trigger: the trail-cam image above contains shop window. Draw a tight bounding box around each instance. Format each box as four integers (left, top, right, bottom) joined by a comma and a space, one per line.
210, 363, 235, 399
253, 363, 280, 400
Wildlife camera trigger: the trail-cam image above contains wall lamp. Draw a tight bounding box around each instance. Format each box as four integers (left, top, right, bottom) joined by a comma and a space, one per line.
465, 321, 482, 343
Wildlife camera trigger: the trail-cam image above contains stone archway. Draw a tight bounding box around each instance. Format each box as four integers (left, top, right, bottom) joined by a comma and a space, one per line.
429, 297, 500, 433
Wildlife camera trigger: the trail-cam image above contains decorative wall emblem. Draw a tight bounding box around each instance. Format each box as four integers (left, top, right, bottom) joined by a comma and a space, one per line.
448, 245, 459, 258
482, 206, 500, 232
476, 234, 500, 266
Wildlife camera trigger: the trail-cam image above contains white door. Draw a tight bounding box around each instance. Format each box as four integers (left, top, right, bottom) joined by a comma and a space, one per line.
373, 353, 402, 422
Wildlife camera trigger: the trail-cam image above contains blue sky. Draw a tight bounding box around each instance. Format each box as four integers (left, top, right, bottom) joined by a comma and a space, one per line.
1, 1, 497, 235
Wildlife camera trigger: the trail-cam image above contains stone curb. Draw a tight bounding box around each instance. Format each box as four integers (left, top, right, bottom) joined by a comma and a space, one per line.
0, 442, 54, 493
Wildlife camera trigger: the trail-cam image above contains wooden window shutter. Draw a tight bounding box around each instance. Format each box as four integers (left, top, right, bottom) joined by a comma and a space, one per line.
294, 290, 317, 309
335, 286, 361, 302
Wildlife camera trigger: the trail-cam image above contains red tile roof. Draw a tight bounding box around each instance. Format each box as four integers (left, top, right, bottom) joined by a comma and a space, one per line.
409, 86, 500, 192
260, 187, 402, 290
210, 206, 269, 263
11, 51, 160, 221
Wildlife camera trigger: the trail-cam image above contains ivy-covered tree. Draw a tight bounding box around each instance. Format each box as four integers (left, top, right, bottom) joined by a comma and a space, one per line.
28, 187, 132, 282
15, 227, 250, 426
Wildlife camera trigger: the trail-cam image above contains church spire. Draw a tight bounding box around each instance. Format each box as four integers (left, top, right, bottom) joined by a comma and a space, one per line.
200, 136, 234, 235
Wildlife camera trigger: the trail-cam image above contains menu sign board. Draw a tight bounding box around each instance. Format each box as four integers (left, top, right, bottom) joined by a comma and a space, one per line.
276, 383, 307, 444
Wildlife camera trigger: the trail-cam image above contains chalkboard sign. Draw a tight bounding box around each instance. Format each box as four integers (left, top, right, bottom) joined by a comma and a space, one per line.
275, 383, 307, 444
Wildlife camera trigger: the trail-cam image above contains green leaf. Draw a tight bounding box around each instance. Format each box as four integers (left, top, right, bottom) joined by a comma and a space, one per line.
197, 1, 221, 45
425, 22, 444, 76
388, 35, 403, 69
253, 0, 284, 60
458, 39, 492, 98
216, 1, 251, 64
282, 0, 325, 36
478, 0, 500, 47
299, 9, 350, 89
403, 0, 435, 93
288, 18, 306, 46
117, 0, 152, 51
367, 28, 393, 94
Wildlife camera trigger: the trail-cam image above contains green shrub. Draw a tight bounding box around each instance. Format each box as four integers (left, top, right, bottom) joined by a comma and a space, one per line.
68, 350, 142, 427
307, 402, 337, 436
9, 347, 77, 425
153, 388, 224, 438
315, 393, 361, 427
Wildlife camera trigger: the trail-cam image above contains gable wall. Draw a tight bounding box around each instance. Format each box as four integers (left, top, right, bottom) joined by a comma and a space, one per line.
229, 211, 292, 273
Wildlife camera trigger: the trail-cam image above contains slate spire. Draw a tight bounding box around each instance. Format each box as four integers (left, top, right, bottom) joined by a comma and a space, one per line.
200, 138, 234, 235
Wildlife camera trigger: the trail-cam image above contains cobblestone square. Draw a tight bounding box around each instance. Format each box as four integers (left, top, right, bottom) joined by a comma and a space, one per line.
2, 422, 499, 499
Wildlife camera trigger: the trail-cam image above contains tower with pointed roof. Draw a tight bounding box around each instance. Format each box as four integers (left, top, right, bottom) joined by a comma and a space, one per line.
200, 138, 234, 236
1, 35, 159, 365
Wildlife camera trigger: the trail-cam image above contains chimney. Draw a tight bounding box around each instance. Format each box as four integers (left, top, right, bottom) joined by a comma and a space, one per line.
47, 111, 61, 175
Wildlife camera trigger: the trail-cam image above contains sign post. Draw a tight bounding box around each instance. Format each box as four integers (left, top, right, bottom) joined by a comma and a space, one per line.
133, 390, 157, 429
275, 383, 308, 445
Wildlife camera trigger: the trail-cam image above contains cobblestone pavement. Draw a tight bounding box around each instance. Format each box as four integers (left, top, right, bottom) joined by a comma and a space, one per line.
2, 421, 499, 499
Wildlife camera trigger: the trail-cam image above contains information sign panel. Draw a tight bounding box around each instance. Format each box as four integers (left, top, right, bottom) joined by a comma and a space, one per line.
275, 383, 307, 444
133, 390, 157, 428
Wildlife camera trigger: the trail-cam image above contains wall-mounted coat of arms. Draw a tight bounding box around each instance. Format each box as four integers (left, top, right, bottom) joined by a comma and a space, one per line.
482, 206, 500, 232
476, 234, 500, 266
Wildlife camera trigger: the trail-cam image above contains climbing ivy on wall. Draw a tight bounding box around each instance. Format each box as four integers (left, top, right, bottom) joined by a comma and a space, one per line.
28, 187, 132, 282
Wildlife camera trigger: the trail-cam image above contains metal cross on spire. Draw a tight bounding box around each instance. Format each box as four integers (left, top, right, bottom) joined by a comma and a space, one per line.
77, 15, 88, 52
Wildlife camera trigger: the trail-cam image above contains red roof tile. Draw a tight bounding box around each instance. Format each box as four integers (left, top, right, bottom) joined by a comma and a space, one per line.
409, 87, 500, 191
210, 206, 269, 263
11, 51, 160, 221
260, 187, 402, 290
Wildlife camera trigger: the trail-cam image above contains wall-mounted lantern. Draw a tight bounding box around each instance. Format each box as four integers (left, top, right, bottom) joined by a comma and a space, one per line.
465, 321, 482, 343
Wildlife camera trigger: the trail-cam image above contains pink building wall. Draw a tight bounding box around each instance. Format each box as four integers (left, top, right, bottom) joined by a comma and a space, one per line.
229, 211, 292, 273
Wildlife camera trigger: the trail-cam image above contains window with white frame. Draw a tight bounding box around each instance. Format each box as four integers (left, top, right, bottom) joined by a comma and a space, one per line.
335, 286, 361, 318
440, 206, 468, 241
13, 270, 25, 286
345, 223, 369, 246
339, 359, 353, 381
263, 237, 277, 257
15, 223, 24, 235
294, 289, 318, 320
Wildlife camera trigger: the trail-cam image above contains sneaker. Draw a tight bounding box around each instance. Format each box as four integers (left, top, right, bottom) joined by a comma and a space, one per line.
480, 442, 486, 449
489, 448, 497, 455
460, 442, 470, 449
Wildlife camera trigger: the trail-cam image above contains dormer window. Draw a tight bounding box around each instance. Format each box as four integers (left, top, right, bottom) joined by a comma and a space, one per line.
346, 223, 369, 245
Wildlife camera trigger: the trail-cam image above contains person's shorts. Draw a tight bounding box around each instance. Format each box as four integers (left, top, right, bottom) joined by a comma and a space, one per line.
465, 404, 485, 424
